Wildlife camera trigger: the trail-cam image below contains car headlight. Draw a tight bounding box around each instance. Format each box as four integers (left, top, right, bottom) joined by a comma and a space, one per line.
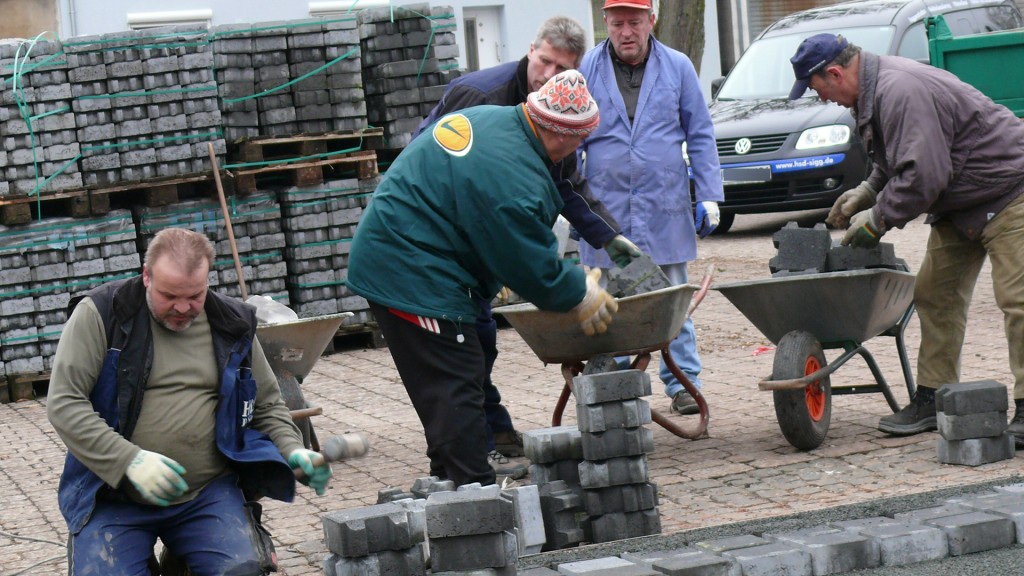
795, 125, 850, 150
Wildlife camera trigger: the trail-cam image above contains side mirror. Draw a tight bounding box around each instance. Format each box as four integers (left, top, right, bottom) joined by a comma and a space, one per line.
711, 77, 725, 99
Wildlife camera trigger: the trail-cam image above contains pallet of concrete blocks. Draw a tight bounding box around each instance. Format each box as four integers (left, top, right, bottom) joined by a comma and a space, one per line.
133, 195, 288, 303
322, 499, 429, 576
0, 210, 140, 387
426, 483, 518, 574
358, 3, 461, 150
573, 369, 661, 543
769, 221, 906, 277
62, 25, 226, 185
0, 40, 84, 198
323, 16, 368, 132
287, 18, 370, 134
935, 380, 1015, 466
277, 178, 366, 318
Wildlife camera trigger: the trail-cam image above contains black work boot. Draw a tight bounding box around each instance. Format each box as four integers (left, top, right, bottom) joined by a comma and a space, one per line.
1007, 399, 1024, 448
878, 386, 937, 435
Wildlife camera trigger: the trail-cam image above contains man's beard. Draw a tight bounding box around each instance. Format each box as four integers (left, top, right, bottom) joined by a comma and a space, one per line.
146, 288, 196, 332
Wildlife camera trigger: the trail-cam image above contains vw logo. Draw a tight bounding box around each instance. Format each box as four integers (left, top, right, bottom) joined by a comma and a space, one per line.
735, 138, 752, 155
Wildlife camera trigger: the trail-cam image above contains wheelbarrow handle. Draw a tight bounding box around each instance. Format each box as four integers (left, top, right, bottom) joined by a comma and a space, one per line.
688, 262, 715, 317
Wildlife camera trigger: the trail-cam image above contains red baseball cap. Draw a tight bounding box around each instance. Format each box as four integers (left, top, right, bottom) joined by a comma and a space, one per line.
603, 0, 653, 9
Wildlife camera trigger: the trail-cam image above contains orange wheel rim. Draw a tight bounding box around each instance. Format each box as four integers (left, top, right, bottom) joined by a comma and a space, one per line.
804, 356, 825, 422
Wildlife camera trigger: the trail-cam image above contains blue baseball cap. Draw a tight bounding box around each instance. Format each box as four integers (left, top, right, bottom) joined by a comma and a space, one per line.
788, 33, 849, 100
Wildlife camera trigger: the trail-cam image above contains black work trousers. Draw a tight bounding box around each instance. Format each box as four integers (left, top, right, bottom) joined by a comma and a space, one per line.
369, 301, 495, 487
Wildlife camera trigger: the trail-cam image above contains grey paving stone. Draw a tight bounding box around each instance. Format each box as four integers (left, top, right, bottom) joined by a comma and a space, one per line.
323, 547, 426, 576
578, 455, 649, 488
894, 503, 971, 524
538, 480, 585, 551
824, 242, 898, 272
504, 484, 546, 555
937, 410, 1009, 440
429, 530, 517, 571
321, 502, 420, 557
695, 534, 771, 554
769, 222, 830, 274
580, 426, 655, 460
577, 398, 652, 432
583, 482, 658, 516
721, 543, 813, 576
650, 550, 740, 576
557, 556, 659, 575
855, 522, 948, 566
935, 380, 1010, 415
923, 511, 1016, 556
589, 508, 661, 543
936, 434, 1015, 466
425, 484, 513, 538
573, 370, 652, 405
529, 459, 581, 486
766, 528, 880, 575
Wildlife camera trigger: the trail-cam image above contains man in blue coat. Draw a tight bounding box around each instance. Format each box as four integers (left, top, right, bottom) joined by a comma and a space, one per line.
578, 0, 724, 415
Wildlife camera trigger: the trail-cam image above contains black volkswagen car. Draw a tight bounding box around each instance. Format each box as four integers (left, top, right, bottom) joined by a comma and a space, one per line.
705, 0, 1023, 233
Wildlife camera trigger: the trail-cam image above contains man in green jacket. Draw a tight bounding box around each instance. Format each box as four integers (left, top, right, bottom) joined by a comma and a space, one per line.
348, 70, 618, 486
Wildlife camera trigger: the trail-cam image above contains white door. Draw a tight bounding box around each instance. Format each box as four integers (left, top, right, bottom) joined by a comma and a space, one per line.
463, 7, 503, 71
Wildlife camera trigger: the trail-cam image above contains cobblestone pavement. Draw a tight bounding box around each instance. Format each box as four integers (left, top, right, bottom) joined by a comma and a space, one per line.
1, 210, 1019, 575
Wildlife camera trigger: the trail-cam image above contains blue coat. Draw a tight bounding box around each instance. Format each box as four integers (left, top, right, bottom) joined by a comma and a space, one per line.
56, 277, 296, 534
578, 37, 723, 268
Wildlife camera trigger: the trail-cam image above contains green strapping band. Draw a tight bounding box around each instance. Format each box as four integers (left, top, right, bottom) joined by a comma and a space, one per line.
0, 213, 132, 240
0, 272, 136, 300
78, 86, 217, 100
289, 279, 348, 289
213, 251, 282, 267
28, 105, 71, 121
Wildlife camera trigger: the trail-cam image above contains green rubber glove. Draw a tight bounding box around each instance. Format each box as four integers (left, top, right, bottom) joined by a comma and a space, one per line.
125, 449, 188, 507
288, 449, 332, 496
604, 235, 643, 268
842, 208, 885, 248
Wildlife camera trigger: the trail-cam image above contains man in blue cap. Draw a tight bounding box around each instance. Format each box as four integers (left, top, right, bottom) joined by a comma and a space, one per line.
788, 33, 1024, 442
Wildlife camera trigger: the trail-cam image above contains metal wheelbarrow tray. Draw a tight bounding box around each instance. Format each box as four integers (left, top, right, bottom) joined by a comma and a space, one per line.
494, 283, 696, 364
714, 269, 917, 450
495, 283, 712, 441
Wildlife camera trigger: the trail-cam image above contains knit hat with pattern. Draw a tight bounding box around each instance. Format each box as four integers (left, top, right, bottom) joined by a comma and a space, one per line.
525, 69, 600, 137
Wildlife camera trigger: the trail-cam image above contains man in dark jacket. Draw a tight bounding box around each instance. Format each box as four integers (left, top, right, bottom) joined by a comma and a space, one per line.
789, 34, 1024, 442
416, 16, 639, 466
48, 227, 332, 575
350, 70, 619, 487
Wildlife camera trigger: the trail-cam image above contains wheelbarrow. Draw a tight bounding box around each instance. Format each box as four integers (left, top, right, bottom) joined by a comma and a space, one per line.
494, 271, 714, 440
714, 268, 917, 450
256, 312, 352, 451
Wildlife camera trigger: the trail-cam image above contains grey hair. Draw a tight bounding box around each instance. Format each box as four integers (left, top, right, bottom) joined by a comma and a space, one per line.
814, 43, 861, 79
144, 227, 215, 275
533, 16, 587, 59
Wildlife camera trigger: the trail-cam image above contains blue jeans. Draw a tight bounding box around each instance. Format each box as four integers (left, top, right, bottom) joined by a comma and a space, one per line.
69, 474, 263, 576
607, 262, 703, 398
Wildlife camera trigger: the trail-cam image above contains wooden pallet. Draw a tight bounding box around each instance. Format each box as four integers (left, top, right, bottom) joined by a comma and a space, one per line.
227, 129, 383, 194
0, 173, 214, 225
5, 371, 49, 402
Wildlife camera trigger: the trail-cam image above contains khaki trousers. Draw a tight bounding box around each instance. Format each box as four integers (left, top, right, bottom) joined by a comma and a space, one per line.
914, 194, 1024, 398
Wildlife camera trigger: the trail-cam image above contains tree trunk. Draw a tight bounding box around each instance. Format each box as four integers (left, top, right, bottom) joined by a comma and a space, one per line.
654, 0, 706, 74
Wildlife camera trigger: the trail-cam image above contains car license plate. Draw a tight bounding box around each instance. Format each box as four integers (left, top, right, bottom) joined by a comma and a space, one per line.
722, 165, 771, 184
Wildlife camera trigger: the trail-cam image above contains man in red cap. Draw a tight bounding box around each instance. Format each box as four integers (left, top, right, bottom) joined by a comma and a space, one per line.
348, 70, 619, 487
579, 0, 724, 416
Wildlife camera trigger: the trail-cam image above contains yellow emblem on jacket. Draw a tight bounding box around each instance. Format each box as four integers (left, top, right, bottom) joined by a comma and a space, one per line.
433, 113, 473, 157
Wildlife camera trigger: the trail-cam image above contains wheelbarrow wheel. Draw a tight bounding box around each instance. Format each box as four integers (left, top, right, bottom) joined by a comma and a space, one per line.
772, 330, 831, 450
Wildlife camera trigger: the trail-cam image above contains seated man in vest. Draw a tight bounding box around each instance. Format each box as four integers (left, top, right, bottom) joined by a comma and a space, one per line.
47, 227, 332, 576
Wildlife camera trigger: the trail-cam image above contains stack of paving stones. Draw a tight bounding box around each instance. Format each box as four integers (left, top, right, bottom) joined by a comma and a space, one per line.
210, 24, 260, 142
252, 22, 298, 137
573, 369, 661, 543
322, 499, 428, 575
520, 483, 1024, 575
63, 25, 225, 186
133, 195, 288, 304
323, 17, 368, 132
0, 211, 139, 381
358, 3, 460, 149
426, 484, 519, 574
275, 175, 379, 323
769, 221, 906, 276
0, 40, 83, 195
935, 380, 1015, 465
287, 19, 334, 134
523, 426, 587, 551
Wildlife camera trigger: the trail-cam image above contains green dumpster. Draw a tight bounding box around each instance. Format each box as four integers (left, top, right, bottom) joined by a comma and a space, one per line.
927, 15, 1024, 118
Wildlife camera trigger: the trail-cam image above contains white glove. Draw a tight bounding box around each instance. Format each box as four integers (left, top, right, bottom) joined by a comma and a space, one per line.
695, 201, 721, 238
826, 181, 877, 229
571, 268, 619, 336
125, 449, 188, 507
